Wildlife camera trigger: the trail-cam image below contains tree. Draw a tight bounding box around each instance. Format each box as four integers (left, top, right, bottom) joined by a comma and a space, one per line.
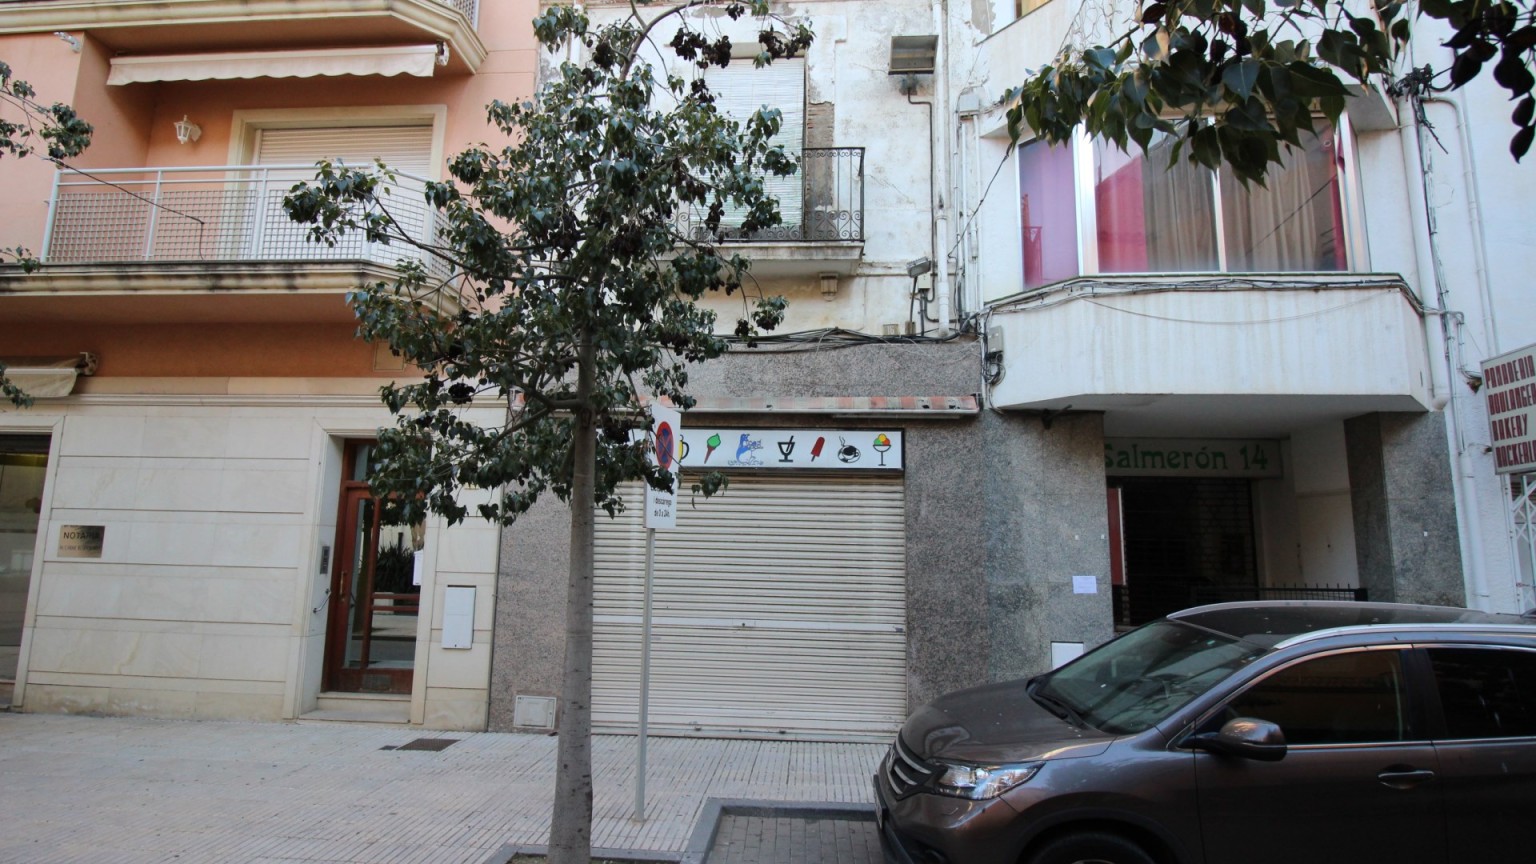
1007, 0, 1536, 184
0, 60, 92, 407
282, 3, 811, 862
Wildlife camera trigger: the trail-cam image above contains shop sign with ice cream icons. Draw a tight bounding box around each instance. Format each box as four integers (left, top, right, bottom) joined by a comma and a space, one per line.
674, 429, 903, 471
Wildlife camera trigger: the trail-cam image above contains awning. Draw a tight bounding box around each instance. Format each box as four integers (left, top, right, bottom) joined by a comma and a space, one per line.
107, 44, 444, 85
2, 353, 97, 399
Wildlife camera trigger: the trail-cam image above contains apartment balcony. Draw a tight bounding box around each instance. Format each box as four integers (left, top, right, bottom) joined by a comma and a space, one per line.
2, 164, 451, 326
673, 147, 865, 277
0, 0, 486, 73
986, 275, 1437, 438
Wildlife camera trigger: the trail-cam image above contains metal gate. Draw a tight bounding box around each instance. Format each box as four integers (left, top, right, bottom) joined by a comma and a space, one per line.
592, 474, 907, 740
1514, 473, 1536, 611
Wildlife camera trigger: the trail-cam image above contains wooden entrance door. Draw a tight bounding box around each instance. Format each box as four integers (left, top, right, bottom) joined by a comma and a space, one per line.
324, 481, 421, 694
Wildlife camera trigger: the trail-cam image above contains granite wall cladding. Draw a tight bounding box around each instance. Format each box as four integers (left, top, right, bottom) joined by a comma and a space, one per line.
1346, 411, 1466, 607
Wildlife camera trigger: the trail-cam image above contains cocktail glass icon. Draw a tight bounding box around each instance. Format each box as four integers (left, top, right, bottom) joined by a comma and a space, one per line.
777, 436, 796, 463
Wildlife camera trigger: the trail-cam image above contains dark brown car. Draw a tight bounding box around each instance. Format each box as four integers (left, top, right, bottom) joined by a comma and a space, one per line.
875, 601, 1536, 864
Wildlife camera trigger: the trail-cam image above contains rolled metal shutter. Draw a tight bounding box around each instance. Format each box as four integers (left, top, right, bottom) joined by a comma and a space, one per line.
253, 125, 435, 177
250, 125, 435, 262
593, 474, 907, 740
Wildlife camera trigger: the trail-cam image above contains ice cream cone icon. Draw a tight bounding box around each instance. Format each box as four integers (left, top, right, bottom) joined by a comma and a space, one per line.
704, 432, 722, 462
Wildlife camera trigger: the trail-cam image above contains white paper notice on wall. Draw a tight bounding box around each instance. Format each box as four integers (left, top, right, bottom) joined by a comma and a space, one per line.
443, 585, 475, 649
1072, 575, 1098, 594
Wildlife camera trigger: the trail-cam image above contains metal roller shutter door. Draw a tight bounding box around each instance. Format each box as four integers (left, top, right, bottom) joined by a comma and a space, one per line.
593, 474, 907, 740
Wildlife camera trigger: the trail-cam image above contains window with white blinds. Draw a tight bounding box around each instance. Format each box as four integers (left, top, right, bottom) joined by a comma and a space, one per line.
705, 56, 805, 231
248, 124, 435, 262
592, 473, 908, 740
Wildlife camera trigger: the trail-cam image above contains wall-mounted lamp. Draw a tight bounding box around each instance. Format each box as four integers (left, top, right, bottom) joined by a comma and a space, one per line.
906, 257, 933, 278
888, 35, 938, 76
53, 32, 82, 53
819, 273, 840, 300
174, 115, 201, 145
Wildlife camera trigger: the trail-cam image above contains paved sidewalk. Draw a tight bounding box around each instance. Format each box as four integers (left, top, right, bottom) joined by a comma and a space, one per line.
0, 713, 885, 864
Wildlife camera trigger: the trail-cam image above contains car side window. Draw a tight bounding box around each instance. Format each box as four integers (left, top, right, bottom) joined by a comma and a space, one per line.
1427, 647, 1536, 740
1221, 650, 1408, 745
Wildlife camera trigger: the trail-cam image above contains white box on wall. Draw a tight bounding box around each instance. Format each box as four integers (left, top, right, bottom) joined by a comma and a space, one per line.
442, 585, 474, 649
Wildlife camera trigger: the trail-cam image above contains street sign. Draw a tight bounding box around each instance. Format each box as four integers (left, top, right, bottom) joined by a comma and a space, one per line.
1483, 342, 1536, 475
645, 404, 681, 529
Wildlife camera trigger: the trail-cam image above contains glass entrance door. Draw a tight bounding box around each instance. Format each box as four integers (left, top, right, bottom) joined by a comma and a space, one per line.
324, 445, 421, 694
0, 437, 48, 699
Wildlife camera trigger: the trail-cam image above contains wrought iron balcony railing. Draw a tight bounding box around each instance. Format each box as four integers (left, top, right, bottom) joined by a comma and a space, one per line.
673, 147, 864, 243
41, 164, 448, 281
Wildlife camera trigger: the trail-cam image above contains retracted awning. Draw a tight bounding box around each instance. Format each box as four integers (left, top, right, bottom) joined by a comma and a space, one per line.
107, 44, 444, 85
2, 353, 97, 399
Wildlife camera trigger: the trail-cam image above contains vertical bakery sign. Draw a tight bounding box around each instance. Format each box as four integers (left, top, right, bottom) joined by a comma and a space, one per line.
677, 429, 903, 471
1483, 342, 1536, 475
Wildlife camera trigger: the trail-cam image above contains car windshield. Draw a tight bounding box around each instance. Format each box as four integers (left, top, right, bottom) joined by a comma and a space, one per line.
1032, 620, 1267, 734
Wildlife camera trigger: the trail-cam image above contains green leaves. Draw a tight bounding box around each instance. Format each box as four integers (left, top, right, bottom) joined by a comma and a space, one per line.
1007, 0, 1536, 179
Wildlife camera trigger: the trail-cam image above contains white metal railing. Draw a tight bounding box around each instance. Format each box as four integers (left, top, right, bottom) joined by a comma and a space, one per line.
444, 0, 479, 27
42, 164, 447, 280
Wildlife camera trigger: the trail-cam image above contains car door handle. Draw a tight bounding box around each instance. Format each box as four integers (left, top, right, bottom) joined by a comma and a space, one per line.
1377, 767, 1436, 790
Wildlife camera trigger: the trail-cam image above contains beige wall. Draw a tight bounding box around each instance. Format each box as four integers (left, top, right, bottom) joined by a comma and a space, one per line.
9, 400, 503, 728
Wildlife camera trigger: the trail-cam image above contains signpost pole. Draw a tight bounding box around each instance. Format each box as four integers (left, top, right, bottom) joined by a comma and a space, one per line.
635, 403, 679, 823
635, 526, 655, 821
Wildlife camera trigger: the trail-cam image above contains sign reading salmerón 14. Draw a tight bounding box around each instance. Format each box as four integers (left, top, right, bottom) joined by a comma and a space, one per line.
1483, 342, 1536, 474
1104, 439, 1283, 478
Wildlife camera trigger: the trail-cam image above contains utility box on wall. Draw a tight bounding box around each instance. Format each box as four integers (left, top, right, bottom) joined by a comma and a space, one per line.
442, 586, 475, 649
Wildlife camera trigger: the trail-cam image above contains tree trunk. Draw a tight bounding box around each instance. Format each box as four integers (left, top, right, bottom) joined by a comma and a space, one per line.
548, 330, 597, 864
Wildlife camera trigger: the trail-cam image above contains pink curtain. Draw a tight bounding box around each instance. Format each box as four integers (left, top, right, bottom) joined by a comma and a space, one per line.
1018, 139, 1081, 288
1094, 136, 1218, 272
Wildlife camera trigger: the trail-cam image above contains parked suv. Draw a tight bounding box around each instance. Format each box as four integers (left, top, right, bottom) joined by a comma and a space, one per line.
876, 601, 1536, 864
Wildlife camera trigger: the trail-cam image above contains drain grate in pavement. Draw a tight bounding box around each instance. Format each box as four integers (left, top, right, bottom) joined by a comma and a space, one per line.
383, 737, 461, 752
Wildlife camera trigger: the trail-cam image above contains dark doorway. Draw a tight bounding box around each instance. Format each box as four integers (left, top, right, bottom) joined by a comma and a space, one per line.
1110, 477, 1258, 626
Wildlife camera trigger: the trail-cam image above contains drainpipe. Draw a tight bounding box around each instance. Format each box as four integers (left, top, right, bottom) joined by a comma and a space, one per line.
1400, 89, 1493, 610
932, 0, 953, 336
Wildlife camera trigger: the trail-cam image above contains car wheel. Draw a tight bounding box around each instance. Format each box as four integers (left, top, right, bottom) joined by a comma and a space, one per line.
1025, 831, 1157, 864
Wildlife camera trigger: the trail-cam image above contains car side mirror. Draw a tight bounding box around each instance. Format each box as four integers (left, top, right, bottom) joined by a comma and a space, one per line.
1188, 717, 1288, 762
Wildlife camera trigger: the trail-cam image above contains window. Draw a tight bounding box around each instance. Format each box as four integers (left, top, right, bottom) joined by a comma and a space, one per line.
1222, 649, 1407, 744
1017, 138, 1079, 288
1017, 121, 1347, 289
1429, 648, 1536, 739
703, 55, 805, 236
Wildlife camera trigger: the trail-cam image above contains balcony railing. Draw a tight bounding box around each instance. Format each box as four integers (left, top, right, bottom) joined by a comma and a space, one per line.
443, 0, 480, 27
42, 165, 448, 281
673, 147, 864, 243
